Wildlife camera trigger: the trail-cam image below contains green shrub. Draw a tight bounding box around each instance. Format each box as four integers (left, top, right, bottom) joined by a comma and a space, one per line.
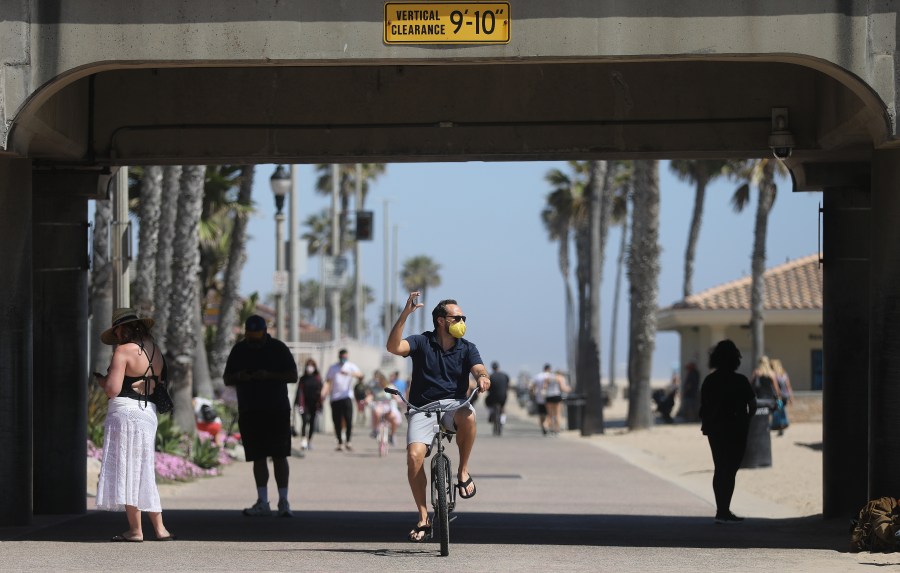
87, 381, 108, 447
155, 414, 186, 456
191, 435, 221, 469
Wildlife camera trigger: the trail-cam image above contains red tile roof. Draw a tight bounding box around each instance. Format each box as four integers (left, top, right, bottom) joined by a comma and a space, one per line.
666, 254, 822, 311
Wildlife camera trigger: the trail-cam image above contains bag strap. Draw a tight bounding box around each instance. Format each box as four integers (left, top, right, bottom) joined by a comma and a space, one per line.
137, 342, 160, 408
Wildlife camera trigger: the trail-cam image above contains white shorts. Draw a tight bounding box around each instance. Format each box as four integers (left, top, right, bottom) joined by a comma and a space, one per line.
405, 399, 475, 446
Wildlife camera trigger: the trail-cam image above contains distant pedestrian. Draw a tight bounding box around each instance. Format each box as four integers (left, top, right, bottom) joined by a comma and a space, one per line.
770, 358, 793, 436
699, 340, 757, 524
322, 348, 364, 451
224, 315, 299, 518
545, 370, 572, 434
94, 307, 174, 542
296, 358, 323, 450
485, 361, 510, 428
676, 361, 701, 422
390, 370, 409, 400
530, 365, 553, 435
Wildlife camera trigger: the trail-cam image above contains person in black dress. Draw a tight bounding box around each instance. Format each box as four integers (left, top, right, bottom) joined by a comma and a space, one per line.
699, 340, 757, 523
296, 358, 323, 450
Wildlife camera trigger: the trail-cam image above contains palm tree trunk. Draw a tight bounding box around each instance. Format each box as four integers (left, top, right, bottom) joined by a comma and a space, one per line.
210, 165, 253, 387
90, 197, 113, 375
627, 160, 661, 430
750, 161, 776, 366
556, 236, 577, 390
133, 166, 162, 316
608, 208, 629, 395
166, 165, 205, 435
683, 174, 708, 298
581, 161, 610, 436
154, 165, 182, 352
192, 299, 213, 398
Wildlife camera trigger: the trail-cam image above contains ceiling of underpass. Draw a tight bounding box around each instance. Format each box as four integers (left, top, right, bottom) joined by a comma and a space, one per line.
11, 58, 890, 183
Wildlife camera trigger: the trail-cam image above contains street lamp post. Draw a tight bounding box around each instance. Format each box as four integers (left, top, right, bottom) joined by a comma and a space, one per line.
270, 165, 290, 341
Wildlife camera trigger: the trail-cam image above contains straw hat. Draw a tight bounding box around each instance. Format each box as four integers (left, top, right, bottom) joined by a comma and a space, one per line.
100, 307, 155, 345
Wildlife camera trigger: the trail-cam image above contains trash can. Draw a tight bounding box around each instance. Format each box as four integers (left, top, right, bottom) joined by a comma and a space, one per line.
741, 398, 773, 468
565, 394, 586, 431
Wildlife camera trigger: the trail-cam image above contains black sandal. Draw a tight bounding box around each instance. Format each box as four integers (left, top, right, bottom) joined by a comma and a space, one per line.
456, 475, 477, 499
408, 521, 432, 542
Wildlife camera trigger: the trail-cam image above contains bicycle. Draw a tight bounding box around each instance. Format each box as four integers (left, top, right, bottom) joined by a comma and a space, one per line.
385, 387, 479, 557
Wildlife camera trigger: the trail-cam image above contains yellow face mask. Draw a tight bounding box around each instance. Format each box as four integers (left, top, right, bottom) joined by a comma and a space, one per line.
449, 321, 467, 339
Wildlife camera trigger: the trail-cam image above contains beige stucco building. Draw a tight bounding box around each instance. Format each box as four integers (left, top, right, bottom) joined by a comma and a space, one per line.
657, 254, 822, 390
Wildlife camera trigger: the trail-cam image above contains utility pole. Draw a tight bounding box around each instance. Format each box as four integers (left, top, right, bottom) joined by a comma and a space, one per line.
354, 163, 363, 340
382, 199, 390, 344
112, 167, 131, 309
288, 165, 299, 344
330, 164, 341, 341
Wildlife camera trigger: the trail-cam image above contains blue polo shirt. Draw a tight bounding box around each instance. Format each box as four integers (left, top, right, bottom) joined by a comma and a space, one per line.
406, 331, 483, 407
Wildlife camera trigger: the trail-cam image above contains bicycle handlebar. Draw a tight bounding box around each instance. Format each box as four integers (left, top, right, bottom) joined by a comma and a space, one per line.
384, 386, 479, 415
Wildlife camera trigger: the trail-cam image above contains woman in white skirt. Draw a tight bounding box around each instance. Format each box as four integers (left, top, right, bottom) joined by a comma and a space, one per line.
93, 307, 174, 542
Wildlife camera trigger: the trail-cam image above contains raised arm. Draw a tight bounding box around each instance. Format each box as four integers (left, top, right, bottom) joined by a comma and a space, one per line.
386, 291, 423, 357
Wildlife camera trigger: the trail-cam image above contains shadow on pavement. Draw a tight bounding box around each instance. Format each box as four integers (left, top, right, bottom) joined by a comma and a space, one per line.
17, 509, 847, 551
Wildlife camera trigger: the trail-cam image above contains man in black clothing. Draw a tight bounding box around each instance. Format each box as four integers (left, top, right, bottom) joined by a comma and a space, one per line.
486, 361, 510, 427
224, 315, 298, 518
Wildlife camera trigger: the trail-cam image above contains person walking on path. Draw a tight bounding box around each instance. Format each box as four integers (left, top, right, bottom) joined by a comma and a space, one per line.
93, 307, 175, 542
386, 293, 491, 542
322, 348, 364, 451
676, 361, 701, 422
224, 315, 298, 518
699, 339, 757, 524
770, 358, 794, 436
530, 365, 553, 435
485, 361, 510, 428
296, 358, 324, 450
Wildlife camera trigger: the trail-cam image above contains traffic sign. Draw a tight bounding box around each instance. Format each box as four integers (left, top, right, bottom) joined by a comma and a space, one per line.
384, 2, 510, 45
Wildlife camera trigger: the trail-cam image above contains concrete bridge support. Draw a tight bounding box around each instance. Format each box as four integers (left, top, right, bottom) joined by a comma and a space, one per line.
869, 150, 900, 500
0, 158, 33, 525
31, 174, 90, 515
822, 185, 870, 518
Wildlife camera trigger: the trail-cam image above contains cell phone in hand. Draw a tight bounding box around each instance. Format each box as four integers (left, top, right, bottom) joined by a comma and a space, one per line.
411, 293, 419, 307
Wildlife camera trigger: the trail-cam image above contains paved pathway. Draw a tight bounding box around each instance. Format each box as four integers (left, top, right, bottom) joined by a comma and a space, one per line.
1, 405, 888, 572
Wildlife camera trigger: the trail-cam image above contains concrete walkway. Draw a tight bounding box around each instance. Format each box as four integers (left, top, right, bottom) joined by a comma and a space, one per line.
1, 403, 890, 572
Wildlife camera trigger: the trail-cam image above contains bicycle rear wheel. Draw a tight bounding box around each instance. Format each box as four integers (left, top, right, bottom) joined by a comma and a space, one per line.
432, 454, 451, 556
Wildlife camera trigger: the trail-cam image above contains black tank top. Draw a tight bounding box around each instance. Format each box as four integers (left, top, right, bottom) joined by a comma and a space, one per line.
117, 342, 165, 403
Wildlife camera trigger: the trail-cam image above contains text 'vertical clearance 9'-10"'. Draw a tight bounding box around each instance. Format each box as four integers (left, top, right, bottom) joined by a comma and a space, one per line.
384, 3, 510, 44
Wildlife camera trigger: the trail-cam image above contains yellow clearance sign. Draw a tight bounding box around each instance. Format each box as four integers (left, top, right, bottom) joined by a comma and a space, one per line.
384, 2, 510, 44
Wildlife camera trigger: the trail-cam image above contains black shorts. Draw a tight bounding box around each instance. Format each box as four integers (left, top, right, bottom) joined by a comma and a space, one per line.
239, 409, 291, 461
537, 403, 548, 415
545, 395, 563, 404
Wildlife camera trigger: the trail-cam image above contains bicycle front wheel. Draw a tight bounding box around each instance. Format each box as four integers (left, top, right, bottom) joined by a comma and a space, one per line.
432, 454, 450, 556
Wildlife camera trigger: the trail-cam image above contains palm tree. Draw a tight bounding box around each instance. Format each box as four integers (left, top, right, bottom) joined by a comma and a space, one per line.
542, 164, 581, 389
209, 166, 255, 389
607, 162, 633, 396
669, 160, 730, 298
133, 166, 162, 316
729, 158, 786, 366
166, 165, 206, 435
90, 195, 113, 379
154, 166, 182, 352
627, 160, 661, 430
401, 255, 442, 333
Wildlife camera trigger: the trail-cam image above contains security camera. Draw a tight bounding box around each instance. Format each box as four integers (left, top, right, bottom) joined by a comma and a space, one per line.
768, 107, 795, 160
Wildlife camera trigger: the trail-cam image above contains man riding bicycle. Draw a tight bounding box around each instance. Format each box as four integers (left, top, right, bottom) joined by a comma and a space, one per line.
386, 293, 491, 543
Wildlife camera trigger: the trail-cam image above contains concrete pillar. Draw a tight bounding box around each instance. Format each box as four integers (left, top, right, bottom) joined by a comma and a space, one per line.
821, 185, 870, 517
869, 150, 900, 499
0, 158, 33, 526
32, 176, 89, 515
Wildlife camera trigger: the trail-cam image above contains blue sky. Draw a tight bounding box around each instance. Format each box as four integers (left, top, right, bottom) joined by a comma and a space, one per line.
240, 161, 822, 383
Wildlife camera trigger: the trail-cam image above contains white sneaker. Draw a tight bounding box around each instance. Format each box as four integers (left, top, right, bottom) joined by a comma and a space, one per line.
277, 499, 293, 518
300, 438, 308, 450
242, 499, 272, 517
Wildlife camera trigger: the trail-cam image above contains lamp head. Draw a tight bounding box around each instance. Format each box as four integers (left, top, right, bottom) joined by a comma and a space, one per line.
270, 164, 291, 213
